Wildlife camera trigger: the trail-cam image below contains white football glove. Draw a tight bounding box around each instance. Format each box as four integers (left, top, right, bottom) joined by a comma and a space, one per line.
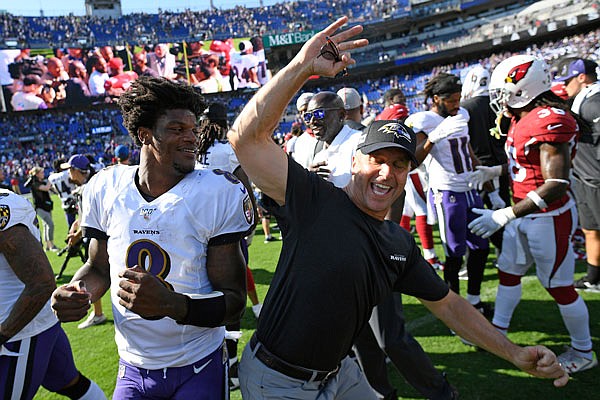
468, 207, 516, 238
469, 165, 503, 190
427, 114, 468, 144
488, 189, 506, 210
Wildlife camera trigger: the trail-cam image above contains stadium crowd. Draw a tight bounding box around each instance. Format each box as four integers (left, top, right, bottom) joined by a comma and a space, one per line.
2, 24, 600, 192
0, 0, 414, 47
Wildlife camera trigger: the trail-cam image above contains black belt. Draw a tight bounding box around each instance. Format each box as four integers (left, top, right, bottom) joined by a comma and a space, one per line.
249, 333, 339, 382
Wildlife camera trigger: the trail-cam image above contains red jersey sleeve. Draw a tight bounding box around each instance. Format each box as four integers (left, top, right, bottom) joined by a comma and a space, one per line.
528, 106, 579, 144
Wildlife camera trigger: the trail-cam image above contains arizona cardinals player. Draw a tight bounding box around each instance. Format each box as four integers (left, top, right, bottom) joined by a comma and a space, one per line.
469, 55, 597, 373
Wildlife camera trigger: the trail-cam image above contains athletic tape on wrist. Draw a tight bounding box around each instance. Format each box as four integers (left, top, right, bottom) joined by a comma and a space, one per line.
176, 291, 226, 327
544, 178, 570, 185
526, 191, 548, 210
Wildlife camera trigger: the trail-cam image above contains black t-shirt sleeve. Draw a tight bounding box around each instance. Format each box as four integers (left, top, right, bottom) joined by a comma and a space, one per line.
393, 233, 449, 301
579, 94, 600, 147
264, 156, 330, 230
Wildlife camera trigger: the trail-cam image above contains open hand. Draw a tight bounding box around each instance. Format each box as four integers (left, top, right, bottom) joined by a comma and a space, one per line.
299, 17, 369, 78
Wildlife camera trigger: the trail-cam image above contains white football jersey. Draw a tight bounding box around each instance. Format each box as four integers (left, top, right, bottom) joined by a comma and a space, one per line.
0, 190, 57, 343
254, 48, 271, 86
48, 170, 76, 205
292, 132, 319, 169
231, 53, 259, 89
406, 108, 472, 192
81, 165, 254, 369
197, 140, 240, 173
312, 125, 362, 188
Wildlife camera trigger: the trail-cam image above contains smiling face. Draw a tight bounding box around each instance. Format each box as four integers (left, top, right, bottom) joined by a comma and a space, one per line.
140, 108, 199, 177
305, 93, 345, 144
346, 148, 411, 220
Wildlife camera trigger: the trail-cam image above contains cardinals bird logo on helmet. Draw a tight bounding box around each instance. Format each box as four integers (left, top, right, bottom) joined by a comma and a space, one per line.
505, 61, 533, 84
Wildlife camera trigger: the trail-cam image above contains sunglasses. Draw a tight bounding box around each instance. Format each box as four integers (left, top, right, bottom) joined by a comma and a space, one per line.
303, 107, 340, 123
318, 36, 348, 78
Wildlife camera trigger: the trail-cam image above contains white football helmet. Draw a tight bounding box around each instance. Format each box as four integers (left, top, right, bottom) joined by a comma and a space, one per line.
461, 64, 490, 100
489, 55, 551, 114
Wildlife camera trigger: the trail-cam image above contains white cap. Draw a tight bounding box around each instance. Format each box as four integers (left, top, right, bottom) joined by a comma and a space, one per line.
296, 92, 314, 112
239, 40, 252, 53
337, 87, 361, 110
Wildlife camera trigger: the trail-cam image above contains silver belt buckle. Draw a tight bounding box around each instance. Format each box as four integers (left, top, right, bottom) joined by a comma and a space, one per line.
318, 365, 339, 389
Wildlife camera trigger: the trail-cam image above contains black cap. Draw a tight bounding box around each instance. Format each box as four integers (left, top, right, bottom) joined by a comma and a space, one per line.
431, 73, 462, 97
204, 102, 228, 122
356, 120, 417, 165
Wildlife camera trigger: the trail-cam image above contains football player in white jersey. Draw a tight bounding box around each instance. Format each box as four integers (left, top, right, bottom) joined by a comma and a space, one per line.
231, 40, 260, 89
0, 189, 106, 400
469, 55, 596, 373
51, 77, 254, 399
412, 73, 493, 324
250, 37, 272, 86
48, 158, 77, 228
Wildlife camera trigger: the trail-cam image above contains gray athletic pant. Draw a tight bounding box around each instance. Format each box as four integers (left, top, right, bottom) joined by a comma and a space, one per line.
239, 340, 377, 399
354, 292, 455, 400
35, 208, 55, 244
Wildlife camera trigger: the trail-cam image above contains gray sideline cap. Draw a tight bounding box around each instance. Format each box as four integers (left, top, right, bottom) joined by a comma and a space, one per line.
296, 92, 314, 112
337, 87, 361, 110
356, 120, 418, 165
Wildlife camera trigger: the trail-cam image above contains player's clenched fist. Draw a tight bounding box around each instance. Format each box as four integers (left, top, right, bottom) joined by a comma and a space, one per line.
51, 280, 91, 322
117, 265, 183, 320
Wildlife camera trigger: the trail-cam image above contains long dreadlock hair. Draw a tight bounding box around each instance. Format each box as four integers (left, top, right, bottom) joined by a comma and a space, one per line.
118, 76, 207, 146
523, 90, 591, 135
198, 102, 229, 156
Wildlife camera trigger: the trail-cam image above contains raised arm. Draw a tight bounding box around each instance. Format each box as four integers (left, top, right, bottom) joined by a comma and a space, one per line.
0, 225, 56, 343
228, 16, 368, 205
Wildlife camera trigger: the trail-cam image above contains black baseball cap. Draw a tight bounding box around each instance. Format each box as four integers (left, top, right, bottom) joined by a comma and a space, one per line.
204, 102, 228, 122
431, 73, 462, 97
356, 120, 418, 165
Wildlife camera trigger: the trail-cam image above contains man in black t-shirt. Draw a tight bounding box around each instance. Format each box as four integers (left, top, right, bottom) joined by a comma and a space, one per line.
555, 58, 600, 292
229, 17, 569, 399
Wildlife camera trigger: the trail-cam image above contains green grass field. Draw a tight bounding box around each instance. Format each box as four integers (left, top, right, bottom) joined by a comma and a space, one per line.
35, 198, 599, 399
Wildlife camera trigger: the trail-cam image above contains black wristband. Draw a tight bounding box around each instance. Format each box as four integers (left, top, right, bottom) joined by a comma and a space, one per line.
176, 293, 226, 328
0, 333, 10, 346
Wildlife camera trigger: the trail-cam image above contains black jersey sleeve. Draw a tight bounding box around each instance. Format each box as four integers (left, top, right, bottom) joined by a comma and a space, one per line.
393, 232, 449, 301
264, 156, 333, 229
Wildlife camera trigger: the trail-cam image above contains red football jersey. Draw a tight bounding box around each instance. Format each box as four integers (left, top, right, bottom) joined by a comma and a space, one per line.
376, 104, 409, 121
506, 106, 578, 211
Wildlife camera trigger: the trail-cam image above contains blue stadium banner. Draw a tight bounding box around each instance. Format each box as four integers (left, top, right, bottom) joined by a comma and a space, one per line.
264, 31, 317, 48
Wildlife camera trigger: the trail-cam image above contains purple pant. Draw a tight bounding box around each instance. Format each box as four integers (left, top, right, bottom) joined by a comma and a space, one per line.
0, 322, 79, 400
429, 189, 489, 257
113, 342, 228, 399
